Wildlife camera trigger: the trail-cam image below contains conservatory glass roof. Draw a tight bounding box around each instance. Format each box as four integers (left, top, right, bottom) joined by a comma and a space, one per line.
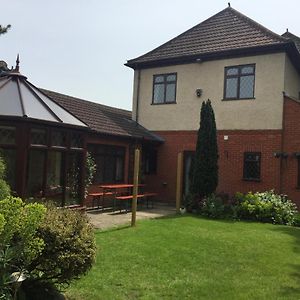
0, 60, 87, 127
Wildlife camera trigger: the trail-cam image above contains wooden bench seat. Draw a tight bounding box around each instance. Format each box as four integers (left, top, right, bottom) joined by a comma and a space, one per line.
88, 192, 113, 210
115, 193, 158, 211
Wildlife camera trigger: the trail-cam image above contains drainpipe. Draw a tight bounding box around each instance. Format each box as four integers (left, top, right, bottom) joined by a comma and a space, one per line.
135, 69, 141, 124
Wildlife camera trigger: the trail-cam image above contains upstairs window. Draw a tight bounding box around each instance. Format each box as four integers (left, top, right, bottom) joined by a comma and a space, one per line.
243, 152, 261, 181
224, 64, 255, 100
152, 73, 177, 104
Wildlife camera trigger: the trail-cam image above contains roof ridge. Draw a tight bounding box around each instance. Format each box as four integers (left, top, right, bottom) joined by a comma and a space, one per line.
126, 6, 291, 68
41, 88, 131, 116
227, 7, 288, 43
127, 7, 230, 65
282, 31, 300, 41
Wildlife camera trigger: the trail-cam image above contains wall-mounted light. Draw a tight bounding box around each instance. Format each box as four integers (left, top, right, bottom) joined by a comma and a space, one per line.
294, 152, 300, 158
196, 88, 203, 97
274, 152, 289, 158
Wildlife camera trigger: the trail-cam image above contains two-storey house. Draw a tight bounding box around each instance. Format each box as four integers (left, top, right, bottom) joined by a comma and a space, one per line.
126, 6, 300, 206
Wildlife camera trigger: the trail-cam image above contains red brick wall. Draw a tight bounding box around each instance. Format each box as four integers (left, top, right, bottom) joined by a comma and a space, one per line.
145, 130, 282, 203
282, 97, 300, 206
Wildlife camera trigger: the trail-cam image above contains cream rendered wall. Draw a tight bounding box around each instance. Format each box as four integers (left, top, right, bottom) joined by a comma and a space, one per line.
284, 55, 300, 99
132, 53, 286, 131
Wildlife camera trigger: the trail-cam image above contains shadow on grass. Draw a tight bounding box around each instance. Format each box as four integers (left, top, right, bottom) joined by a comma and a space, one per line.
271, 225, 300, 297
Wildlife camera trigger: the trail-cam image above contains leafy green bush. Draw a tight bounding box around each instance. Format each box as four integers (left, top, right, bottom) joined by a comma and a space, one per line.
235, 190, 297, 225
200, 194, 225, 218
28, 204, 96, 287
0, 156, 10, 200
0, 197, 46, 299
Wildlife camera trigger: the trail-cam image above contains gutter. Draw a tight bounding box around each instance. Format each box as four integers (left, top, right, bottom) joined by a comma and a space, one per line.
125, 42, 297, 70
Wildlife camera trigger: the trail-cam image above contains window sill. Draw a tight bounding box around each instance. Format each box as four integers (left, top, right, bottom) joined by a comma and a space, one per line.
151, 102, 177, 105
242, 178, 261, 182
222, 97, 255, 101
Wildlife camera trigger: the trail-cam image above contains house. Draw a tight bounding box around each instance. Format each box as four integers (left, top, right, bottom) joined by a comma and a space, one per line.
126, 5, 300, 206
0, 59, 162, 207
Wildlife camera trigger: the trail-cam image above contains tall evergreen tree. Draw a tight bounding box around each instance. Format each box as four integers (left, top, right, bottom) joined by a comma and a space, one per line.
190, 99, 218, 198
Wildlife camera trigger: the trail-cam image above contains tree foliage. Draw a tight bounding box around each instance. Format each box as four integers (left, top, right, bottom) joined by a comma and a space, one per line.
0, 156, 10, 200
0, 25, 11, 35
190, 99, 218, 198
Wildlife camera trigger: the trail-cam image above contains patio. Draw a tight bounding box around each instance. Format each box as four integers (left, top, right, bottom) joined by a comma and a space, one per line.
87, 203, 176, 230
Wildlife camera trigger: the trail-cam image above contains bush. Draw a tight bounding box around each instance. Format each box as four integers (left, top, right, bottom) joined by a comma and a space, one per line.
0, 197, 46, 299
235, 190, 297, 225
28, 204, 96, 287
0, 156, 10, 200
199, 194, 225, 218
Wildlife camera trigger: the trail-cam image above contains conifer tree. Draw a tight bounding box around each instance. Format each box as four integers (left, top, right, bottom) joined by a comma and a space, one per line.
190, 99, 218, 198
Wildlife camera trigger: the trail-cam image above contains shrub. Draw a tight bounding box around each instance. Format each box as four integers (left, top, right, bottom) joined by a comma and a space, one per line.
235, 190, 297, 225
0, 197, 46, 299
200, 194, 225, 218
0, 156, 10, 200
28, 204, 96, 287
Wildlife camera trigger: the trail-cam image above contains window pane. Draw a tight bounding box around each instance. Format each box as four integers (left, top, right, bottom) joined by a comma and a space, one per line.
31, 128, 47, 146
0, 148, 16, 191
241, 66, 254, 74
154, 76, 164, 83
52, 130, 67, 147
70, 132, 83, 148
104, 156, 115, 183
0, 126, 16, 145
244, 153, 260, 180
166, 83, 176, 103
27, 150, 46, 197
225, 78, 238, 98
45, 151, 63, 206
166, 74, 176, 82
240, 75, 254, 98
153, 84, 165, 103
226, 68, 238, 76
115, 157, 124, 182
88, 144, 125, 184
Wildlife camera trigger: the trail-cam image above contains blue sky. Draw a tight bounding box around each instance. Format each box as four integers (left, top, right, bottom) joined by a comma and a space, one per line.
1, 0, 299, 110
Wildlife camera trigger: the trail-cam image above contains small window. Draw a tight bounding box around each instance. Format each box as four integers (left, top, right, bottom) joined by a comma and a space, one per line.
243, 152, 261, 181
224, 64, 255, 100
0, 126, 16, 145
152, 73, 177, 104
31, 128, 47, 146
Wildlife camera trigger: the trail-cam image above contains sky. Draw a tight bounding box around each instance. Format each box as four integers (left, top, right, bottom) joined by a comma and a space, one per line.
1, 0, 300, 111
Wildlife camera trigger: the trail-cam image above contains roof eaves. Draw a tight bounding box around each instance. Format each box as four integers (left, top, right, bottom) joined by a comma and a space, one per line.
126, 42, 291, 69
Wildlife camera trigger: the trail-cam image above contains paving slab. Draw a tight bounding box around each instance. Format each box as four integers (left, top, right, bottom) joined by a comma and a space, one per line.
87, 204, 176, 230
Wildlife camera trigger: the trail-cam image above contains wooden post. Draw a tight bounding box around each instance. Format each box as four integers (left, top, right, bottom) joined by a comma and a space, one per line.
131, 148, 140, 227
176, 152, 183, 213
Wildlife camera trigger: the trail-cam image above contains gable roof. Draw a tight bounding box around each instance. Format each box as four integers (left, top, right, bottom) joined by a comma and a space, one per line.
126, 6, 297, 69
42, 89, 163, 143
282, 31, 300, 53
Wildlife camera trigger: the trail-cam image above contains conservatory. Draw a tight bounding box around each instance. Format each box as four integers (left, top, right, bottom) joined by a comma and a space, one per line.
0, 59, 88, 206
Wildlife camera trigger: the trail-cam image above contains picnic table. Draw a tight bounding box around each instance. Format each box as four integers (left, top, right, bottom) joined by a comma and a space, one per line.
89, 183, 157, 212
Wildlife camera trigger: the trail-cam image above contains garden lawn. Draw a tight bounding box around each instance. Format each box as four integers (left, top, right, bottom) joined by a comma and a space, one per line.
66, 215, 300, 300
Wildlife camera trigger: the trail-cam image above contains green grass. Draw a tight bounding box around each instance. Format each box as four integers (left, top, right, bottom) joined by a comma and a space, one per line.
66, 215, 300, 300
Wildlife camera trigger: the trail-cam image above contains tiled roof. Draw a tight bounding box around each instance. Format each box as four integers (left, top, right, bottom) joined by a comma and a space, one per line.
126, 6, 291, 68
42, 89, 163, 142
282, 31, 300, 53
